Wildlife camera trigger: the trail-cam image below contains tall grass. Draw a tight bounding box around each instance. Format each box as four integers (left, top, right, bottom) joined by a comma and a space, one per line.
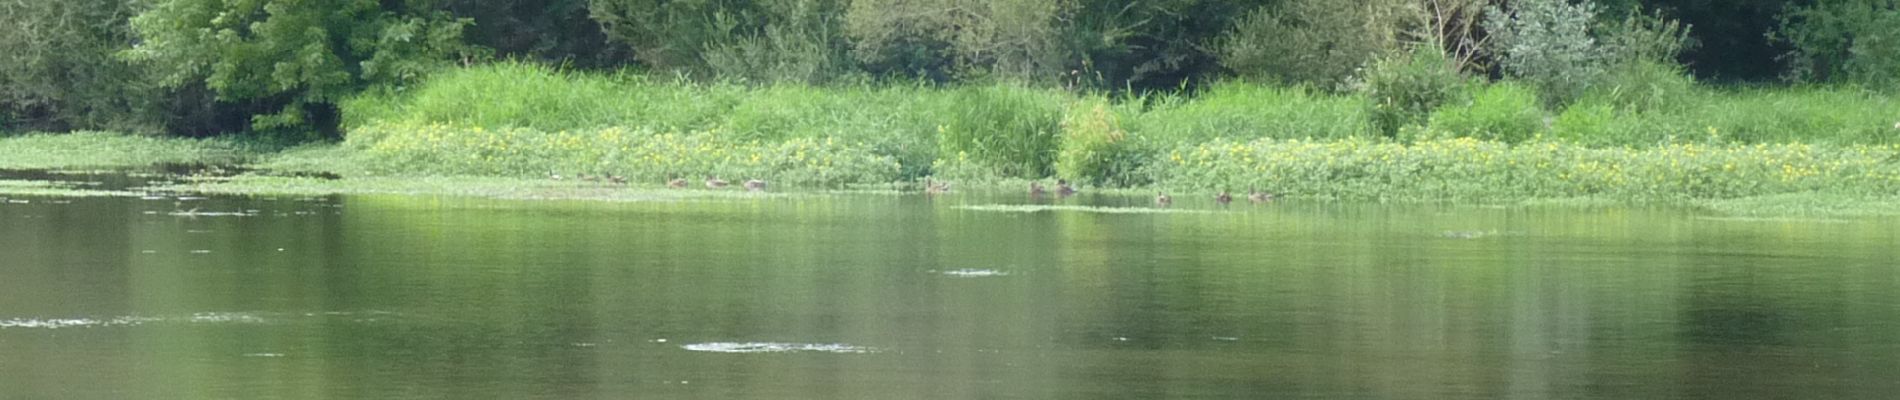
336, 62, 1900, 191
1555, 86, 1900, 146
1124, 83, 1375, 146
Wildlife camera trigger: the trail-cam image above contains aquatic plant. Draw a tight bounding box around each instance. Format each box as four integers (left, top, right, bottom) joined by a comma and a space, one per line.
349, 123, 901, 188
1151, 137, 1900, 202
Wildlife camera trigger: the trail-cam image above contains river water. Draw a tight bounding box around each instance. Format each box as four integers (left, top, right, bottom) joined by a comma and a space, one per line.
2, 177, 1898, 399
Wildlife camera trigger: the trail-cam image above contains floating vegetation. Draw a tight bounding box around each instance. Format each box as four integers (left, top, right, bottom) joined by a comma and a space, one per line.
680, 342, 880, 354
955, 204, 1209, 214
0, 181, 144, 198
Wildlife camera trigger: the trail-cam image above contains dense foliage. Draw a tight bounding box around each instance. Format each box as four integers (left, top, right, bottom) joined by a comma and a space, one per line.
4, 0, 1900, 140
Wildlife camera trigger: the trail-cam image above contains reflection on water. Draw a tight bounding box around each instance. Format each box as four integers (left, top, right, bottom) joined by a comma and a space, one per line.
3, 184, 1900, 399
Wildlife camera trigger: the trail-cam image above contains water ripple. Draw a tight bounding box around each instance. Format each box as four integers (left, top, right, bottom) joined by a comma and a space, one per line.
681, 342, 879, 354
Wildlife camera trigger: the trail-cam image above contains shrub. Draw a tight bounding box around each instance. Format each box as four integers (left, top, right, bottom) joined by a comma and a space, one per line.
844, 0, 1069, 83
1423, 82, 1546, 143
589, 0, 852, 83
1581, 59, 1698, 114
1361, 45, 1473, 136
1548, 101, 1624, 145
1483, 0, 1605, 106
0, 0, 167, 133
1774, 0, 1900, 90
1055, 98, 1132, 184
933, 84, 1065, 178
1597, 6, 1696, 67
1217, 0, 1412, 88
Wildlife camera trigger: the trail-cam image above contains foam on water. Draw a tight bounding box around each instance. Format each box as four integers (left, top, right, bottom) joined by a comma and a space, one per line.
0, 316, 160, 329
939, 269, 1009, 278
1, 312, 276, 330
681, 342, 879, 354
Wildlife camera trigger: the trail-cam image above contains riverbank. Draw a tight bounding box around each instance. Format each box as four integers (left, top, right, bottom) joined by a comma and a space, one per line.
4, 131, 1900, 218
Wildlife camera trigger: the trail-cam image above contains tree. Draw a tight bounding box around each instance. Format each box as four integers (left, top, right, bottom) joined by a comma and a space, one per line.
444, 0, 630, 69
844, 0, 1071, 84
1775, 0, 1900, 89
125, 0, 476, 138
589, 0, 851, 83
0, 0, 164, 133
1484, 0, 1606, 105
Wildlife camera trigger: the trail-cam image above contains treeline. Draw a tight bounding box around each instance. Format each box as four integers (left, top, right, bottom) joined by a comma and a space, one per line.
3, 0, 1898, 139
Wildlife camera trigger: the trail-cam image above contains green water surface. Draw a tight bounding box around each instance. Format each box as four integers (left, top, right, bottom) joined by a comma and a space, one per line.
3, 181, 1898, 399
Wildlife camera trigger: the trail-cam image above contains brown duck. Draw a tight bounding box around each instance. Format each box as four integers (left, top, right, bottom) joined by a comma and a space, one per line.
1030, 181, 1046, 196
1215, 191, 1233, 204
1056, 179, 1076, 197
667, 178, 688, 188
1248, 189, 1273, 203
1155, 192, 1173, 206
744, 179, 768, 192
705, 176, 730, 189
925, 179, 951, 194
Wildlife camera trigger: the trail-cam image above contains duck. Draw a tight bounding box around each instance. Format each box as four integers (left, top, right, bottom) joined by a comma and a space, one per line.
744, 179, 768, 192
666, 178, 688, 189
1215, 191, 1233, 204
1030, 181, 1046, 196
1247, 189, 1273, 203
548, 172, 564, 181
925, 179, 951, 194
1056, 179, 1076, 197
705, 176, 730, 189
577, 173, 598, 183
1155, 192, 1173, 206
606, 175, 628, 185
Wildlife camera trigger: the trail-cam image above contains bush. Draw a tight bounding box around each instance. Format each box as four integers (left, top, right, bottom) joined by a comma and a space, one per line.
1597, 6, 1695, 67
589, 0, 852, 83
1055, 98, 1134, 184
1217, 0, 1412, 88
844, 0, 1069, 83
1361, 45, 1473, 136
1548, 101, 1629, 146
1423, 82, 1546, 143
1774, 1, 1900, 90
934, 85, 1065, 178
0, 0, 167, 133
1581, 59, 1698, 114
1127, 83, 1373, 145
1484, 0, 1605, 106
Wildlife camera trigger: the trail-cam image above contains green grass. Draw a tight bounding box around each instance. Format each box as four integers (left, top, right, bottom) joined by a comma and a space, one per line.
1151, 137, 1900, 202
1557, 86, 1900, 146
0, 131, 258, 170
